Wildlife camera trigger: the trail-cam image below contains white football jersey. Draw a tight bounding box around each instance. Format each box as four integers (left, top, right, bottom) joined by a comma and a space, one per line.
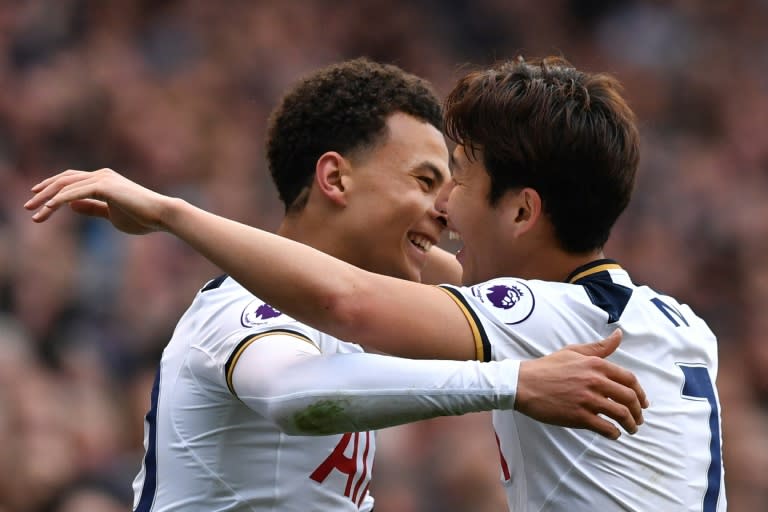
132, 275, 375, 512
440, 260, 726, 512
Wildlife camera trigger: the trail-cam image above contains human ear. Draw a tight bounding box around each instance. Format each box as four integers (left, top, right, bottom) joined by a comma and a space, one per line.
516, 188, 542, 224
314, 152, 348, 206
503, 187, 542, 236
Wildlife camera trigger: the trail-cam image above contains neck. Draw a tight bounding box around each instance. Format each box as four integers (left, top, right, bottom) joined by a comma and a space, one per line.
504, 219, 607, 282
509, 246, 606, 283
277, 213, 354, 265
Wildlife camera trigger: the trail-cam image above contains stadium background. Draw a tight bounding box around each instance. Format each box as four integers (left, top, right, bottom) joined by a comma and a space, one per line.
0, 0, 766, 510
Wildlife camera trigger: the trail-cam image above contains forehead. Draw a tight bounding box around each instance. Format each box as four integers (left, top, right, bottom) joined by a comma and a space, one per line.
372, 112, 450, 176
451, 144, 475, 171
451, 144, 490, 189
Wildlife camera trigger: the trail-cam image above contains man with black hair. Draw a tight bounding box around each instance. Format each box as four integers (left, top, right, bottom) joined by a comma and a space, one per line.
27, 58, 653, 512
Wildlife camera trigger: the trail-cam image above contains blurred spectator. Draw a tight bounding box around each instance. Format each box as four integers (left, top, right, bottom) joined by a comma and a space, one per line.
2, 1, 767, 510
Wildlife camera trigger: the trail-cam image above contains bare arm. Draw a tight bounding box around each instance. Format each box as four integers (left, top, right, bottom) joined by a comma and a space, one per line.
421, 246, 463, 285
170, 200, 481, 359
27, 170, 478, 360
26, 169, 648, 437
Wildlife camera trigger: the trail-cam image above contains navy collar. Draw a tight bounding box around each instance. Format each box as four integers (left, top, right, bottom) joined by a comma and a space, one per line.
565, 259, 622, 284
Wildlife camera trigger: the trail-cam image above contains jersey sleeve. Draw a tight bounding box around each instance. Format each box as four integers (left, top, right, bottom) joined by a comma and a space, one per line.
230, 333, 521, 435
439, 278, 598, 361
223, 330, 320, 397
436, 285, 493, 362
186, 280, 329, 398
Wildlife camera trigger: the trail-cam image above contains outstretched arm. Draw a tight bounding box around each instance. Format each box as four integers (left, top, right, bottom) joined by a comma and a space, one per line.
26, 169, 648, 438
234, 333, 519, 435
27, 169, 480, 361
237, 329, 635, 439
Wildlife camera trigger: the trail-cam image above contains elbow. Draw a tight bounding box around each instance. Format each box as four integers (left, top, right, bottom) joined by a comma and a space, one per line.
314, 274, 373, 342
267, 398, 356, 437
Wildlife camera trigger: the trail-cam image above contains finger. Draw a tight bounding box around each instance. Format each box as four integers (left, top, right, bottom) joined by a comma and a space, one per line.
25, 183, 61, 210
47, 178, 106, 209
31, 179, 101, 222
565, 329, 622, 358
25, 171, 93, 210
69, 199, 110, 219
31, 202, 61, 222
615, 387, 643, 428
591, 364, 645, 425
30, 169, 86, 193
597, 360, 649, 410
582, 413, 621, 440
593, 396, 638, 435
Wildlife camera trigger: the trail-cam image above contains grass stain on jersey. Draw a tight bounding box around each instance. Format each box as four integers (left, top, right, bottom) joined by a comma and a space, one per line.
294, 399, 352, 434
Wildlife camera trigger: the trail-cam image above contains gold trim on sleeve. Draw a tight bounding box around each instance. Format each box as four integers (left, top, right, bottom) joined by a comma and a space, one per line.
436, 286, 486, 361
225, 330, 318, 398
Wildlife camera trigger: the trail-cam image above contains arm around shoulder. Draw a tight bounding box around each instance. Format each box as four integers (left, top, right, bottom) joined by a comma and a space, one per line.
231, 333, 520, 435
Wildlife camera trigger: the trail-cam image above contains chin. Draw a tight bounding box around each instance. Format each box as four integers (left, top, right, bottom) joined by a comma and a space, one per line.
397, 263, 422, 283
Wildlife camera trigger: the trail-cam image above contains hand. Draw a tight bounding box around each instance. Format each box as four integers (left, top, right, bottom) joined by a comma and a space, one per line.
515, 329, 649, 440
24, 169, 176, 234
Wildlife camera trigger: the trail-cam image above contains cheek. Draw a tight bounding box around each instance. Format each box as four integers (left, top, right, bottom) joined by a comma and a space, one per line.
376, 203, 422, 237
396, 194, 432, 220
447, 187, 461, 213
448, 187, 473, 222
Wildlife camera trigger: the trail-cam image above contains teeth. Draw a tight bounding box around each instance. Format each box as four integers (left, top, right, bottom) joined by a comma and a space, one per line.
448, 230, 462, 241
409, 234, 433, 252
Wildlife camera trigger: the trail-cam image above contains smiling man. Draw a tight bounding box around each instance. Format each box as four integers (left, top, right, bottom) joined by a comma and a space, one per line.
25, 58, 651, 512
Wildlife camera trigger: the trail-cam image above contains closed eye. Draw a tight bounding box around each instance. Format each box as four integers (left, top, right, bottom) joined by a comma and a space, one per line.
417, 175, 435, 190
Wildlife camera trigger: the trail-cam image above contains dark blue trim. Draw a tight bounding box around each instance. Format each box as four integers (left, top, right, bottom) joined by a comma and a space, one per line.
651, 297, 690, 327
680, 365, 722, 512
575, 271, 632, 324
201, 274, 228, 292
134, 368, 161, 512
439, 285, 492, 362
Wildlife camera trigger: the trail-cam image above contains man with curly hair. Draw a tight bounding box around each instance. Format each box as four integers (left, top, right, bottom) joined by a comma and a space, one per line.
28, 58, 649, 512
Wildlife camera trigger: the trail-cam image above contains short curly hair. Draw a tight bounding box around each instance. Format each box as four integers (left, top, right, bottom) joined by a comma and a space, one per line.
267, 58, 443, 212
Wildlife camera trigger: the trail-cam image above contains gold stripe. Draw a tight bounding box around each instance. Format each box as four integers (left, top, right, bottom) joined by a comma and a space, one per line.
568, 263, 623, 284
436, 287, 485, 361
226, 331, 318, 397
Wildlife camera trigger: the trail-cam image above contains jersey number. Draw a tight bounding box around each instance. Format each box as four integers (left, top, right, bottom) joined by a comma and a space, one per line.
679, 364, 722, 512
310, 431, 372, 507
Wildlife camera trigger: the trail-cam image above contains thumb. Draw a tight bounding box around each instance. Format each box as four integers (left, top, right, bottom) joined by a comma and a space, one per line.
566, 329, 622, 358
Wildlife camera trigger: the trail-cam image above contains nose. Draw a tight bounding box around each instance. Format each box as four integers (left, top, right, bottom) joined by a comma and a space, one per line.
433, 179, 453, 224
432, 208, 447, 227
428, 194, 447, 226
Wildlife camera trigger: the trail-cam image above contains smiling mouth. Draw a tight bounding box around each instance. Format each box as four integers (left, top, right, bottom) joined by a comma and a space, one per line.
408, 233, 434, 252
448, 230, 462, 241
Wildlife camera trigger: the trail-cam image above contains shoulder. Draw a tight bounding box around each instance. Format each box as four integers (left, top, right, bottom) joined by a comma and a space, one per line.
183, 276, 328, 358
193, 275, 306, 331
440, 277, 569, 325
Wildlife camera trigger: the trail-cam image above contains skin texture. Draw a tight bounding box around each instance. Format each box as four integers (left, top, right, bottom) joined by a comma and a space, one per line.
26, 168, 649, 439
281, 113, 451, 283
441, 146, 509, 285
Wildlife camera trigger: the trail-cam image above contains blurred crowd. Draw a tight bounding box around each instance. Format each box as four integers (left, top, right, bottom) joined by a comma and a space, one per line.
0, 0, 766, 510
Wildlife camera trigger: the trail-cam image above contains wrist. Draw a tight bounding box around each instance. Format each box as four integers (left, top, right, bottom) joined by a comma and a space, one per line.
491, 359, 521, 410
513, 360, 530, 412
157, 196, 189, 232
